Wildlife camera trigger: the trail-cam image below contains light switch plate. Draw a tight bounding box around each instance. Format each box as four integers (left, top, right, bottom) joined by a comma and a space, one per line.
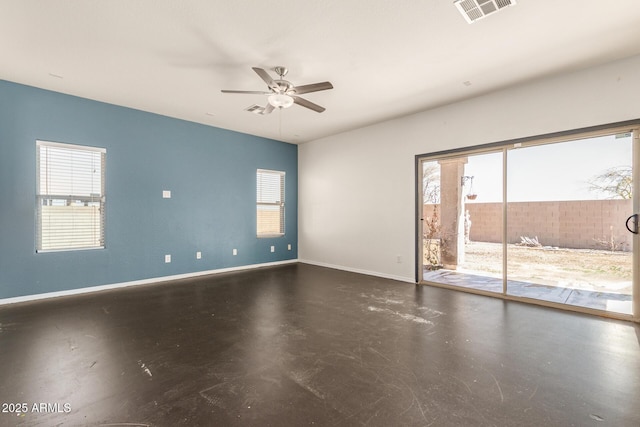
162, 190, 171, 198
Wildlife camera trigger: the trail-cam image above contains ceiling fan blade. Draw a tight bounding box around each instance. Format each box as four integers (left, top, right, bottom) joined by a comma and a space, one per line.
221, 89, 272, 94
252, 67, 280, 92
292, 96, 326, 113
262, 103, 275, 115
291, 81, 333, 95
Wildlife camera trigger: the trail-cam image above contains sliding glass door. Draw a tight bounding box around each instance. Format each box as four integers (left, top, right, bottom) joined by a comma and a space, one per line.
418, 125, 639, 320
421, 151, 504, 294
506, 132, 634, 315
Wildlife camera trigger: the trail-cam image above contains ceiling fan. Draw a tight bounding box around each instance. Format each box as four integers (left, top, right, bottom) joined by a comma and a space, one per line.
221, 66, 333, 114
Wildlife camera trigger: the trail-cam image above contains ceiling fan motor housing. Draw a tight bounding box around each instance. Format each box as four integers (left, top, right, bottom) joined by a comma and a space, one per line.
275, 80, 294, 94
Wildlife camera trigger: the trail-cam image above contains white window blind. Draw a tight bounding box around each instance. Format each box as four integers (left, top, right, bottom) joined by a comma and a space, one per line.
36, 140, 106, 252
257, 169, 285, 237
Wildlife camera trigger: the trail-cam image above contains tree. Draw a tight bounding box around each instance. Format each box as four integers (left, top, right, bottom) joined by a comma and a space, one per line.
588, 166, 632, 199
422, 163, 440, 204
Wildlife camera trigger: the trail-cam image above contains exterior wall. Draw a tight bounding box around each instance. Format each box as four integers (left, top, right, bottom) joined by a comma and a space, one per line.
424, 199, 632, 251
466, 203, 502, 243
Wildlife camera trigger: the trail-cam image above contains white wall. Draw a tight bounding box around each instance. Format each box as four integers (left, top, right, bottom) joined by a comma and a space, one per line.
298, 54, 640, 282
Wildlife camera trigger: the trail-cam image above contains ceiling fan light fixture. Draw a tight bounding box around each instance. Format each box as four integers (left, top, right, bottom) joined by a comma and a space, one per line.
268, 93, 294, 109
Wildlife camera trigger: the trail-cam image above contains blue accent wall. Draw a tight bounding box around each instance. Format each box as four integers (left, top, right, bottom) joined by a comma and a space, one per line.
0, 80, 298, 299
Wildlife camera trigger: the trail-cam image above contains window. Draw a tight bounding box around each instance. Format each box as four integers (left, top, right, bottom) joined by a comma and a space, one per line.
257, 169, 285, 237
36, 140, 106, 252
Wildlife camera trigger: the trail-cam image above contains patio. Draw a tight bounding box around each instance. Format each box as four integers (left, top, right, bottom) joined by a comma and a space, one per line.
423, 269, 632, 315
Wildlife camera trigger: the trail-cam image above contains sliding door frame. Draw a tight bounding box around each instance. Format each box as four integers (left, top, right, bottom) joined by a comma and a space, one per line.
415, 119, 640, 322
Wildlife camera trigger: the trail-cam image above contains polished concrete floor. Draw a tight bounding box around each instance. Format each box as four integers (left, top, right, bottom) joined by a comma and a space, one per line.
1, 263, 639, 426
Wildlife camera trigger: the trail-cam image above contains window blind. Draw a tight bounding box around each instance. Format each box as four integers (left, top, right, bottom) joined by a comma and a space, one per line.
36, 141, 106, 252
257, 169, 285, 237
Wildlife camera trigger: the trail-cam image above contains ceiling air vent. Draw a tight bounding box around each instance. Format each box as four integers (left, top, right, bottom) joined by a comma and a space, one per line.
454, 0, 516, 24
245, 104, 266, 115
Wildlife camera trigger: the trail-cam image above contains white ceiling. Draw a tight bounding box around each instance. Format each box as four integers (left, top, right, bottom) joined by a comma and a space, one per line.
1, 1, 640, 144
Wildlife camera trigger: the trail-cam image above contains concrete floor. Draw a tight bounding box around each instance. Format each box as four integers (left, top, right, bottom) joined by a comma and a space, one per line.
423, 269, 633, 315
1, 263, 639, 426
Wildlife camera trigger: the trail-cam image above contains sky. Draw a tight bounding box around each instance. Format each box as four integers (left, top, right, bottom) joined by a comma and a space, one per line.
454, 133, 633, 203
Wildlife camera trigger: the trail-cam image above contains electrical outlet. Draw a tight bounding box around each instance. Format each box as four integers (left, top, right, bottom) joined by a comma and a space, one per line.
165, 254, 171, 263
288, 244, 292, 251
232, 249, 237, 256
162, 190, 171, 199
270, 246, 275, 253
396, 255, 402, 264
196, 251, 202, 259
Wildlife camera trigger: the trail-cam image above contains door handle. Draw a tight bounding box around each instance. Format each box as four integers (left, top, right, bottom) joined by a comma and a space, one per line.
625, 214, 639, 234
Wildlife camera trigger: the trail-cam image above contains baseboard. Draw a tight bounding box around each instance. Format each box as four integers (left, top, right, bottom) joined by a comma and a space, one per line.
0, 259, 298, 306
298, 259, 415, 284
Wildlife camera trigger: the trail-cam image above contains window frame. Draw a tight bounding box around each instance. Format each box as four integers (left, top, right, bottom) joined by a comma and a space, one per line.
256, 168, 285, 238
36, 140, 106, 253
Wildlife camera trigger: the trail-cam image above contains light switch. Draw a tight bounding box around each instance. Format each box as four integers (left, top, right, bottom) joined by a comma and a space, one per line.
162, 190, 171, 199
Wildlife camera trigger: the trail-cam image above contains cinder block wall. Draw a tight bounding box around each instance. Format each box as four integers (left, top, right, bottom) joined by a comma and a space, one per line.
424, 199, 632, 251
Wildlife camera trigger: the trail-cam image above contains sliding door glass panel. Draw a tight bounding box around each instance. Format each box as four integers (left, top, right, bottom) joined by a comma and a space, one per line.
421, 160, 443, 275
422, 152, 504, 293
458, 152, 504, 292
506, 134, 633, 315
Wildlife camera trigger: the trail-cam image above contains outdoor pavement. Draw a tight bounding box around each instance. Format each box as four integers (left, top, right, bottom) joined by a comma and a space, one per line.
423, 269, 632, 315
